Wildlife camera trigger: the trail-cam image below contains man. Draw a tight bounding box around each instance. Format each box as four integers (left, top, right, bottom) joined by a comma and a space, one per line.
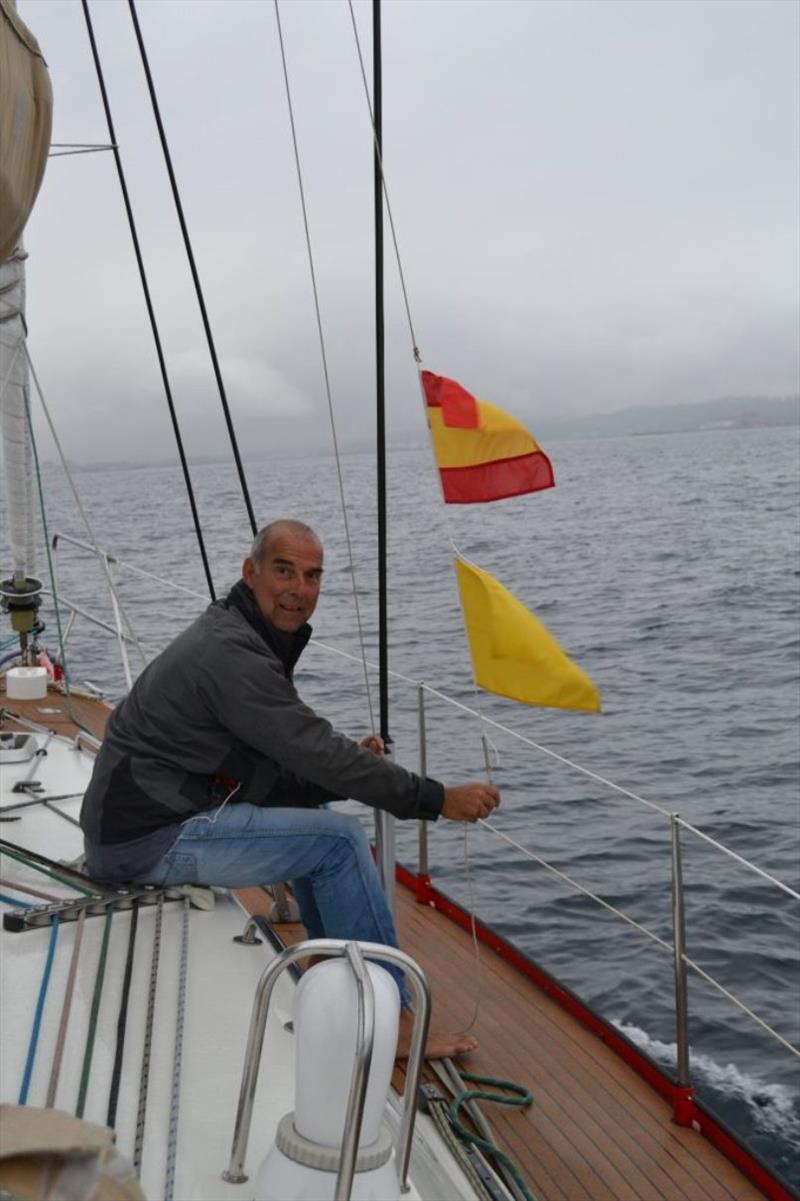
81, 519, 500, 1057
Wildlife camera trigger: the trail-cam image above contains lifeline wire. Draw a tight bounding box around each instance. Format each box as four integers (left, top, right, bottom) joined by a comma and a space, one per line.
46, 909, 86, 1108
478, 818, 800, 1059
274, 0, 376, 732
107, 900, 140, 1129
19, 917, 60, 1105
76, 906, 115, 1118
165, 897, 190, 1201
134, 893, 163, 1174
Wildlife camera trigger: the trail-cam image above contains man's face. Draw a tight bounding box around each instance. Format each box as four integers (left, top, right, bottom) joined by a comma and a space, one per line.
242, 531, 324, 633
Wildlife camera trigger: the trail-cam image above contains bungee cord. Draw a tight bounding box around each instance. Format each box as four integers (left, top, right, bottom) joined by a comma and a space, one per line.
273, 0, 376, 733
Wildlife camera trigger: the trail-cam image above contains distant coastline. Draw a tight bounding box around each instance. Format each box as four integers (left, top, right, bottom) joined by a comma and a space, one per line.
62, 394, 799, 471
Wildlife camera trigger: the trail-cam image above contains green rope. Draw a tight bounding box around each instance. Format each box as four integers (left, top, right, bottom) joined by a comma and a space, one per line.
448, 1072, 537, 1201
0, 845, 95, 896
76, 906, 114, 1117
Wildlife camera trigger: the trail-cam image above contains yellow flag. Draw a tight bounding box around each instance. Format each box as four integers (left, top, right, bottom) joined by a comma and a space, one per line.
454, 558, 601, 713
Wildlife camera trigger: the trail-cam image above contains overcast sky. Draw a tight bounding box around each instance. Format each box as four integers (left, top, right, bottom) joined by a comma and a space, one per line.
18, 0, 800, 463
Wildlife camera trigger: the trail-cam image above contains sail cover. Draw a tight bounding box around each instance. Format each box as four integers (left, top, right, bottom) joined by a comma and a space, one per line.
0, 0, 52, 265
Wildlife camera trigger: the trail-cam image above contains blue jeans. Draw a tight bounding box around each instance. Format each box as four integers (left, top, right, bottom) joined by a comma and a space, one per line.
132, 802, 410, 1006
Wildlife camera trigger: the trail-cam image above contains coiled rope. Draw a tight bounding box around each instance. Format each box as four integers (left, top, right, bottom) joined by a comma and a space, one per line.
107, 900, 140, 1129
46, 909, 86, 1108
76, 906, 114, 1118
19, 917, 60, 1104
165, 897, 190, 1201
134, 893, 163, 1174
449, 1074, 536, 1201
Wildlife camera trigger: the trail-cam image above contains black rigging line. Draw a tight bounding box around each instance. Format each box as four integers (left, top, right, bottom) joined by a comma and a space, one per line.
80, 0, 217, 601
373, 0, 390, 747
106, 898, 139, 1130
127, 0, 258, 537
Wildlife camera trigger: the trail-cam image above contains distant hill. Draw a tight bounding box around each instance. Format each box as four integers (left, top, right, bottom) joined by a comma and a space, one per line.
535, 396, 800, 440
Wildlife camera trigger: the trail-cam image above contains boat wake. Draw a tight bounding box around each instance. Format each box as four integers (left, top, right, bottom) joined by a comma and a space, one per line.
612, 1021, 800, 1142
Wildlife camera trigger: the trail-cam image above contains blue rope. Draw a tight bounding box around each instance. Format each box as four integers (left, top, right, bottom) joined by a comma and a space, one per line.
0, 892, 32, 908
19, 916, 60, 1104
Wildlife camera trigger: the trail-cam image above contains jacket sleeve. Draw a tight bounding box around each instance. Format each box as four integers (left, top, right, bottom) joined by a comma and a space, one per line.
196, 633, 444, 821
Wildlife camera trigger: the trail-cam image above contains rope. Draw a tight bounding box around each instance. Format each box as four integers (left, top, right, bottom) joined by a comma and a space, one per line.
79, 0, 216, 601
23, 383, 78, 717
46, 909, 86, 1108
25, 346, 148, 674
0, 890, 31, 907
134, 893, 163, 1173
165, 897, 190, 1201
449, 1073, 536, 1201
0, 843, 96, 895
346, 1, 419, 359
273, 0, 376, 733
426, 1099, 495, 1201
18, 917, 60, 1104
76, 906, 114, 1118
127, 0, 258, 538
477, 819, 799, 1058
107, 901, 140, 1129
677, 818, 800, 901
0, 877, 60, 902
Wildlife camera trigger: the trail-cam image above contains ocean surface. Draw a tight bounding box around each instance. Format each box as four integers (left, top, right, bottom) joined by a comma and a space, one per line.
8, 424, 800, 1188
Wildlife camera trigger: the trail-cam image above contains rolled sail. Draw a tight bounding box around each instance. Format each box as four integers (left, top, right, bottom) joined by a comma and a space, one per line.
0, 0, 52, 264
1, 0, 51, 584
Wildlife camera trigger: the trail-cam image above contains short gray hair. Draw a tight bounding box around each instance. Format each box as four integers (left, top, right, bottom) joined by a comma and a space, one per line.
250, 520, 321, 569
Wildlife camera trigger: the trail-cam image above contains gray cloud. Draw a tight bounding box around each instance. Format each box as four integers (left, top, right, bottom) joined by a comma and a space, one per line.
18, 0, 800, 462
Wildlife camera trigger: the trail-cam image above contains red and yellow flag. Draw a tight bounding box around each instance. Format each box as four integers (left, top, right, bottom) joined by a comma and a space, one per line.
422, 371, 554, 504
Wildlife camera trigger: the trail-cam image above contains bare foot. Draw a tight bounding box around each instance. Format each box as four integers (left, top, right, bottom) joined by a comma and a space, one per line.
396, 1008, 478, 1061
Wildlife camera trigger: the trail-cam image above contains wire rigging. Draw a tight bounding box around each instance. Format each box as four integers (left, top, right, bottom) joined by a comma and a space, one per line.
127, 0, 258, 539
273, 0, 376, 731
81, 0, 216, 601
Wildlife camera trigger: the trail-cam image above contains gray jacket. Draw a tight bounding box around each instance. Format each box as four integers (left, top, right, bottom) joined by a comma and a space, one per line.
80, 581, 443, 846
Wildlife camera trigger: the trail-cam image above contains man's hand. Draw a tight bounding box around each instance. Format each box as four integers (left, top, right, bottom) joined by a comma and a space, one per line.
360, 734, 385, 757
441, 783, 500, 823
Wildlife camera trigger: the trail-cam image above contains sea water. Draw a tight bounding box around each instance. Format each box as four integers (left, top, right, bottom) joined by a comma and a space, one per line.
9, 423, 800, 1186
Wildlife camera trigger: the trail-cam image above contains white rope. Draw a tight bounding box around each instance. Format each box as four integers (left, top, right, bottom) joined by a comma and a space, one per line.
24, 347, 148, 676
478, 818, 673, 952
346, 0, 419, 359
310, 635, 673, 817
478, 819, 800, 1059
273, 0, 375, 733
677, 819, 800, 901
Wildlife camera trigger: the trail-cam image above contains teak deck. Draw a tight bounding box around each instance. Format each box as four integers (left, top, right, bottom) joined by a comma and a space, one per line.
2, 686, 767, 1201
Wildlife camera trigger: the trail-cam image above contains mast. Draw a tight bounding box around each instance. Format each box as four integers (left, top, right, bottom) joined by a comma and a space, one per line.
372, 0, 396, 913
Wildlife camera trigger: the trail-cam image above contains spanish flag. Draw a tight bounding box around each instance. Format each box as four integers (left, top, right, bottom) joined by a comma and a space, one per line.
455, 558, 601, 713
422, 371, 554, 504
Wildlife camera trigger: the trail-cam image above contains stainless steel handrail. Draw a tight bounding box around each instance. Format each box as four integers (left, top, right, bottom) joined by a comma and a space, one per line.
223, 937, 431, 1194
671, 814, 691, 1090
336, 944, 375, 1201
